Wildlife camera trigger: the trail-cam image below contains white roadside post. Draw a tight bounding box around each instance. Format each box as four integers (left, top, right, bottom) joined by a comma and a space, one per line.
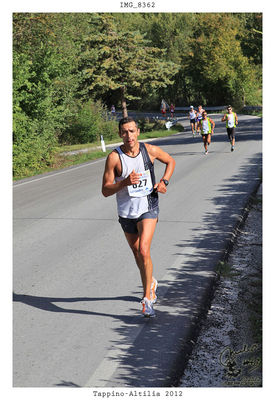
165, 121, 173, 130
100, 135, 106, 152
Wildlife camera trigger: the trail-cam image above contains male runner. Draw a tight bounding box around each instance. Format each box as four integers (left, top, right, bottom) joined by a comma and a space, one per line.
170, 103, 175, 118
196, 105, 205, 134
199, 111, 215, 154
221, 105, 238, 151
102, 117, 175, 317
189, 106, 197, 136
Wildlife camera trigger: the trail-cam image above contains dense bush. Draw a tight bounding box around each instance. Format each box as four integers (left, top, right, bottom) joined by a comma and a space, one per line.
59, 101, 118, 145
100, 118, 118, 141
137, 117, 167, 133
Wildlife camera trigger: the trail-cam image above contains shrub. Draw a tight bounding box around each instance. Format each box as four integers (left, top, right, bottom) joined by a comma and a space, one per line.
100, 119, 118, 141
137, 117, 156, 133
60, 100, 118, 144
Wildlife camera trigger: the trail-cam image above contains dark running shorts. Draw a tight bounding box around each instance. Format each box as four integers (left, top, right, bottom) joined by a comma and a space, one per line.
190, 118, 196, 124
118, 207, 159, 234
227, 127, 235, 140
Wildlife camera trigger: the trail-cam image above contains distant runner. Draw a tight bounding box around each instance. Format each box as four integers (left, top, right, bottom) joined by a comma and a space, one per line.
189, 106, 197, 136
111, 105, 116, 117
102, 117, 175, 317
161, 99, 168, 119
221, 105, 238, 152
170, 103, 175, 118
196, 105, 205, 134
199, 111, 215, 154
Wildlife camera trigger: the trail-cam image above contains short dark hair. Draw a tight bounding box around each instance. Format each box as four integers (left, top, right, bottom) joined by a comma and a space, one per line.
119, 117, 138, 132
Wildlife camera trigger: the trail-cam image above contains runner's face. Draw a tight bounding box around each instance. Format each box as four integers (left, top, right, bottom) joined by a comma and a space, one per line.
119, 122, 140, 148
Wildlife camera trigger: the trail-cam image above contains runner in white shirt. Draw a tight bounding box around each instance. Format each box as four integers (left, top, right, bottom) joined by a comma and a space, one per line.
199, 111, 215, 154
102, 117, 175, 317
221, 105, 239, 151
189, 106, 197, 136
196, 105, 205, 134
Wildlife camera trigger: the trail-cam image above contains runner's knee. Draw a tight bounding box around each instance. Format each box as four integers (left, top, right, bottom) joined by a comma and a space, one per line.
139, 244, 151, 260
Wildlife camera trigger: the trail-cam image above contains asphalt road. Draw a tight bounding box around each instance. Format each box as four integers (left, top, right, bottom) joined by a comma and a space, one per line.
13, 114, 262, 387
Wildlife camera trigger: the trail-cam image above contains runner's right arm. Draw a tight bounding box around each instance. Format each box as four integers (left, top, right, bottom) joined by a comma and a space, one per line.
102, 152, 141, 197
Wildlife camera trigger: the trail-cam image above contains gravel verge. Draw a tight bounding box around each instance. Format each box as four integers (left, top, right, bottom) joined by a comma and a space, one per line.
179, 184, 262, 387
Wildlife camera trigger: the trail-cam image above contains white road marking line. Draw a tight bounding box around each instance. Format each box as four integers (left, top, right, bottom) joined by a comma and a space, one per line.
13, 159, 105, 188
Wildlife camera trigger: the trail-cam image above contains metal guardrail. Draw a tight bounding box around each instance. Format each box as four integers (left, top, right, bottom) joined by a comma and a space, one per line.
175, 106, 227, 111
242, 106, 262, 111
107, 105, 262, 122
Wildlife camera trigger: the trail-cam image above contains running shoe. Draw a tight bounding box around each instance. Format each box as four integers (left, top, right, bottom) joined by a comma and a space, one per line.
141, 297, 155, 318
205, 150, 208, 155
150, 277, 158, 304
231, 146, 235, 152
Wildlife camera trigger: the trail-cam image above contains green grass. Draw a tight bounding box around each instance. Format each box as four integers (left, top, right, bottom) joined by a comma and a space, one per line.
58, 126, 182, 153
13, 150, 112, 181
13, 125, 183, 181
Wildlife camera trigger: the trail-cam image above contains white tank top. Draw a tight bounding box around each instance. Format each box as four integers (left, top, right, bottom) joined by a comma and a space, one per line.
197, 110, 203, 120
227, 113, 235, 128
115, 143, 159, 218
190, 110, 196, 119
202, 119, 210, 134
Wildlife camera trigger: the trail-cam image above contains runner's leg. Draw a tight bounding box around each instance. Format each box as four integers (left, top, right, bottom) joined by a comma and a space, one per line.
203, 135, 208, 152
123, 232, 146, 295
137, 218, 158, 299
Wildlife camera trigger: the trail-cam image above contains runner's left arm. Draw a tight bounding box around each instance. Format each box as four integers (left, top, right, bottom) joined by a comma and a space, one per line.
146, 144, 176, 194
210, 118, 215, 134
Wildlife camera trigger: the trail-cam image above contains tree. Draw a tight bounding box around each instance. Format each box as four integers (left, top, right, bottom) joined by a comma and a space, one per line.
183, 13, 260, 106
132, 13, 196, 106
80, 14, 179, 117
237, 13, 262, 66
13, 13, 93, 175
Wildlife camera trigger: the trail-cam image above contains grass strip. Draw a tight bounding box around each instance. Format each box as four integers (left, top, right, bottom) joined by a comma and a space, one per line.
14, 126, 183, 181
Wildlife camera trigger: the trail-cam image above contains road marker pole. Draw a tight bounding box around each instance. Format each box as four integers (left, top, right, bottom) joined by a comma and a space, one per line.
100, 135, 106, 152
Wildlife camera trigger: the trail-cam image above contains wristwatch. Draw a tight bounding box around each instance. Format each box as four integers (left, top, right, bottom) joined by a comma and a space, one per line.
161, 178, 169, 186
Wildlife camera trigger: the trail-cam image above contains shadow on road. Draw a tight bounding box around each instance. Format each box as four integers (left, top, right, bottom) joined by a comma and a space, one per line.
13, 293, 143, 325
152, 117, 262, 150
13, 117, 262, 387
93, 152, 262, 387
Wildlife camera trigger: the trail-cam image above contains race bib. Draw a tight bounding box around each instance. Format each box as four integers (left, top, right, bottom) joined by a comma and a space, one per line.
227, 115, 234, 128
128, 170, 153, 198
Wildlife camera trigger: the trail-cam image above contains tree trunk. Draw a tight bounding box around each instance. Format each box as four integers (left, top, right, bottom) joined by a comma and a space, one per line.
121, 86, 128, 118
